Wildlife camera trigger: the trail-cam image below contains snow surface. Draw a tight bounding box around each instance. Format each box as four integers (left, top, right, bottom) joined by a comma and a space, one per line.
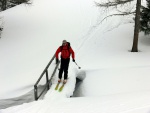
1, 0, 150, 112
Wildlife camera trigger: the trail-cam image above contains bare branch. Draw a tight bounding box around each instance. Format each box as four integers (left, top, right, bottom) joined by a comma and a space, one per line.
98, 11, 135, 25
95, 0, 134, 7
0, 17, 4, 38
116, 8, 135, 14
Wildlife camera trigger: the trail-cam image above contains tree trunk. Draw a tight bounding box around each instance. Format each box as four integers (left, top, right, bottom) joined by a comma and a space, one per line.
131, 0, 141, 52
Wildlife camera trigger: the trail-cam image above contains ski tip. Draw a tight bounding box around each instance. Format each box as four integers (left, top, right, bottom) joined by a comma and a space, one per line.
59, 84, 65, 92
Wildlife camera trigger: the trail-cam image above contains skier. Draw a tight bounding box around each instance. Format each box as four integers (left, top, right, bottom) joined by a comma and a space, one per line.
55, 40, 75, 84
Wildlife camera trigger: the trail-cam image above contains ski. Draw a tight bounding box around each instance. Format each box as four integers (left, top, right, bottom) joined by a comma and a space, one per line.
59, 84, 65, 92
55, 82, 60, 90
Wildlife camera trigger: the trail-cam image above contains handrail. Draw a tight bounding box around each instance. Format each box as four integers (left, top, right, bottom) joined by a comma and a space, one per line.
35, 61, 60, 100
34, 54, 55, 86
34, 54, 59, 100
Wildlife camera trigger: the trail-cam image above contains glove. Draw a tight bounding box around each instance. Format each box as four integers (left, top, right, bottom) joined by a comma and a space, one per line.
56, 58, 59, 64
73, 59, 75, 62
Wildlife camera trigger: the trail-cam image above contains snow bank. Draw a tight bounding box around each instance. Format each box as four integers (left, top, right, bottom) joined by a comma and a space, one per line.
1, 92, 150, 113
76, 70, 86, 81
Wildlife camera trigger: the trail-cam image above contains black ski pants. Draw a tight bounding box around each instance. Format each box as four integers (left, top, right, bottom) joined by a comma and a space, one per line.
59, 58, 70, 80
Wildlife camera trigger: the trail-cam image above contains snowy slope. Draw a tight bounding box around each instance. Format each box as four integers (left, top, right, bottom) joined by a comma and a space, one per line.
0, 0, 99, 99
1, 0, 150, 113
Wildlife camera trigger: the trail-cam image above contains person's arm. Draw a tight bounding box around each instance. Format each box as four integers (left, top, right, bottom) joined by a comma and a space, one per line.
70, 47, 75, 61
55, 47, 61, 58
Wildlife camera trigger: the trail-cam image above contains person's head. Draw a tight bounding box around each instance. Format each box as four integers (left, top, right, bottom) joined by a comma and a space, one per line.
62, 40, 67, 46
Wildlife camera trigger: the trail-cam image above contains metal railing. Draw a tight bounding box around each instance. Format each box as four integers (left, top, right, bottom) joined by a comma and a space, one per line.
34, 54, 60, 100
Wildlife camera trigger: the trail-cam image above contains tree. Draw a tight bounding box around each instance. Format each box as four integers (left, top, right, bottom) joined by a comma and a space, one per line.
0, 0, 7, 11
95, 0, 142, 52
0, 0, 31, 11
140, 0, 150, 35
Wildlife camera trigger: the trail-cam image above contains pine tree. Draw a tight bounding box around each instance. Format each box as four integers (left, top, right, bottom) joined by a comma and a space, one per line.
0, 0, 31, 11
140, 0, 150, 35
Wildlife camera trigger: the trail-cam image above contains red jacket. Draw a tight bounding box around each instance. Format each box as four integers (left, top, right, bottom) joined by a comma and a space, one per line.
55, 45, 75, 59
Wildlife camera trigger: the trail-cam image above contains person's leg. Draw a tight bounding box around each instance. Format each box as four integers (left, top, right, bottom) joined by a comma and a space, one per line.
58, 58, 65, 81
64, 58, 70, 80
58, 69, 63, 82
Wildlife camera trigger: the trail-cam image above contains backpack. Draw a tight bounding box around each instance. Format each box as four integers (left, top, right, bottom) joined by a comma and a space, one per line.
60, 42, 71, 58
60, 42, 71, 51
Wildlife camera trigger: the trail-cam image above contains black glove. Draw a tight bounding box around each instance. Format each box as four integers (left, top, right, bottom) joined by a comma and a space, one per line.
73, 59, 75, 62
56, 58, 59, 64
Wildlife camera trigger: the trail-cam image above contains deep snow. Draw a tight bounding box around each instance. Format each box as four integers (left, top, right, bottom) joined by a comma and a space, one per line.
1, 0, 150, 113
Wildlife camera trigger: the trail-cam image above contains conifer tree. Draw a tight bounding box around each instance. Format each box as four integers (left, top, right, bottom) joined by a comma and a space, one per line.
140, 0, 150, 35
0, 0, 31, 11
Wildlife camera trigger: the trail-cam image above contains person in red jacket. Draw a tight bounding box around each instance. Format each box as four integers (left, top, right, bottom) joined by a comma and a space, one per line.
55, 40, 75, 84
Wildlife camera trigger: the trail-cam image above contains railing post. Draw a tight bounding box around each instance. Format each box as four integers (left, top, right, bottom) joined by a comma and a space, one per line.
34, 85, 38, 101
46, 70, 49, 90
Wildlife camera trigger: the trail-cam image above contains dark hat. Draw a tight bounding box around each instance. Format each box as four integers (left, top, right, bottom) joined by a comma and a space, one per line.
62, 40, 67, 44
